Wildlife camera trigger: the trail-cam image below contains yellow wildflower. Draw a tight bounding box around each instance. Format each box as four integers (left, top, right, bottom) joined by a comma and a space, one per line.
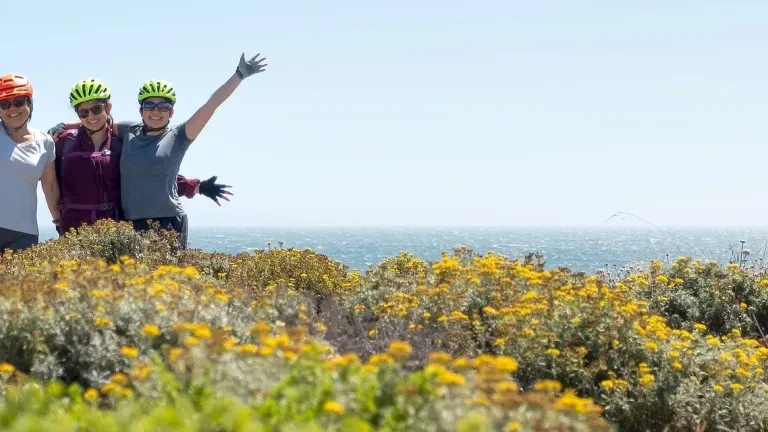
94, 317, 112, 328
237, 344, 259, 355
250, 322, 270, 334
183, 267, 200, 278
600, 380, 614, 391
193, 326, 212, 339
110, 373, 128, 386
495, 356, 518, 373
142, 324, 160, 337
130, 363, 153, 381
386, 341, 412, 360
535, 379, 563, 393
120, 346, 139, 358
452, 357, 471, 370
169, 348, 183, 363
323, 400, 344, 415
101, 383, 119, 394
84, 388, 99, 402
436, 371, 466, 386
639, 374, 655, 388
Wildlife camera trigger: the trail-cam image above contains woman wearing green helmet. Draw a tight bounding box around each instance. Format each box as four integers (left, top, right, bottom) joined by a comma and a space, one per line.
113, 52, 266, 248
51, 78, 232, 237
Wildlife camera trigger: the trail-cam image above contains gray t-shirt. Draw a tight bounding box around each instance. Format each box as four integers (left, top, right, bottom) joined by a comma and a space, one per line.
0, 129, 56, 235
117, 122, 194, 220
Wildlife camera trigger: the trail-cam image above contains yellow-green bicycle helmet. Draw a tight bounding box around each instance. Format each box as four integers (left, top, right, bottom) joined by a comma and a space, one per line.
69, 78, 111, 107
137, 79, 177, 104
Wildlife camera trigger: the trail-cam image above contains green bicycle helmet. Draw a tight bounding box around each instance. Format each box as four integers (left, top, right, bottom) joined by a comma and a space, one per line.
69, 78, 111, 107
137, 79, 177, 104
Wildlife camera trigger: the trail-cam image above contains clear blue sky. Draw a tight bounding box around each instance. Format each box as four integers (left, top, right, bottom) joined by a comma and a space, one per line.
8, 0, 768, 228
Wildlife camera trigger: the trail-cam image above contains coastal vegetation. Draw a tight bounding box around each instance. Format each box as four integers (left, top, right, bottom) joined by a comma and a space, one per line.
1, 220, 767, 431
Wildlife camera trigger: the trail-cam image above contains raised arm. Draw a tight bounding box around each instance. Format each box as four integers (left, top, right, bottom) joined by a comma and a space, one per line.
184, 52, 267, 141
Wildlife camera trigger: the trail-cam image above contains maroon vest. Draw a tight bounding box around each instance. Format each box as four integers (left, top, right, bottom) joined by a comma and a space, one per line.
54, 127, 122, 233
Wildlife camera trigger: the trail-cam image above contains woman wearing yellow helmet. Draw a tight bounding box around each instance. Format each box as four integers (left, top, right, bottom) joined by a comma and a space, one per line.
51, 78, 231, 237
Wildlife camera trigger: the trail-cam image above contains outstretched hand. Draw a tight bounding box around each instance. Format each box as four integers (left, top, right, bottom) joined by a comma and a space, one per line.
199, 176, 233, 206
236, 52, 268, 80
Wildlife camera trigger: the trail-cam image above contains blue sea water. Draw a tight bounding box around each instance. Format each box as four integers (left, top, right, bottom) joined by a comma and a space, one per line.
39, 226, 768, 273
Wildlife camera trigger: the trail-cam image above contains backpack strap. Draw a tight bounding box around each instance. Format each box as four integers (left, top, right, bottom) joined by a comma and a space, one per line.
54, 131, 77, 192
54, 130, 77, 159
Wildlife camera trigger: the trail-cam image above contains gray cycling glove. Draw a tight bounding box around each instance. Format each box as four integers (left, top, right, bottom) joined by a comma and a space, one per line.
236, 52, 268, 80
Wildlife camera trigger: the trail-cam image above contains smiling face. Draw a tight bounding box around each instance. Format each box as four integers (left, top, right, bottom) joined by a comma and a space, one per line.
0, 96, 31, 129
76, 100, 111, 132
140, 97, 174, 130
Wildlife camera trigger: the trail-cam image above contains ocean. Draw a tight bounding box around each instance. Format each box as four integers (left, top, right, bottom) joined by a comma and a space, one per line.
38, 226, 768, 273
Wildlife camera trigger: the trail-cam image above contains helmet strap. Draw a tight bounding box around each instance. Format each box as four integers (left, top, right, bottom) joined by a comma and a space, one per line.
1, 111, 31, 136
142, 121, 170, 134
85, 123, 106, 135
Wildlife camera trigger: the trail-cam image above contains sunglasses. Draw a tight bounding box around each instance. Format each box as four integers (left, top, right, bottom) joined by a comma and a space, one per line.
141, 101, 173, 112
0, 97, 29, 111
77, 104, 105, 119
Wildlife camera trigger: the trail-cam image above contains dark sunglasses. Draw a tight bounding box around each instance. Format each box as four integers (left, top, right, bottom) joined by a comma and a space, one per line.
141, 101, 173, 112
0, 97, 29, 110
77, 104, 105, 119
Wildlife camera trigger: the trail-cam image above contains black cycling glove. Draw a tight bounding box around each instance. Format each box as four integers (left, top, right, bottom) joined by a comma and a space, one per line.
199, 176, 233, 206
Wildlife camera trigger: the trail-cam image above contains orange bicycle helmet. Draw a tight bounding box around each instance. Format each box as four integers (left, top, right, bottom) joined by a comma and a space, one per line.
0, 74, 33, 101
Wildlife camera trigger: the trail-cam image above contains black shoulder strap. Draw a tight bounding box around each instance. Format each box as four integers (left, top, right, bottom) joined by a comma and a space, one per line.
54, 132, 76, 158
55, 133, 77, 188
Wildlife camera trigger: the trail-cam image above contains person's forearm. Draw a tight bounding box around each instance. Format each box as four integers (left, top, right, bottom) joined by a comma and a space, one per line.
42, 179, 60, 221
207, 73, 243, 110
184, 73, 242, 141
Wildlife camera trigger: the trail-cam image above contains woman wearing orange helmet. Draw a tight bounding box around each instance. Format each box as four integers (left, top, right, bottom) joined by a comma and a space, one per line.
0, 73, 60, 252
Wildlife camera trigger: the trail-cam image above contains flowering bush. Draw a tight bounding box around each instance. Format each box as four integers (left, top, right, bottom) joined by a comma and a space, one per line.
1, 222, 768, 430
622, 257, 768, 338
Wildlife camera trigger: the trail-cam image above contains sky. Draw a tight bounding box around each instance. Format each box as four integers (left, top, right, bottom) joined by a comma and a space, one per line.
6, 0, 768, 228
